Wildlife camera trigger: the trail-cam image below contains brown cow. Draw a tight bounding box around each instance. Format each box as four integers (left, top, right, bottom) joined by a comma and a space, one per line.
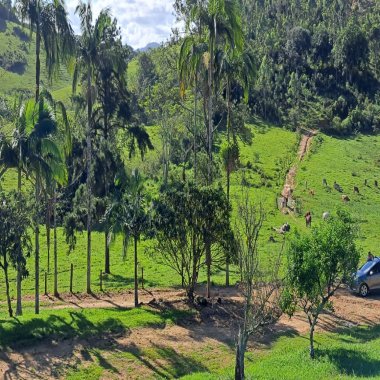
342, 195, 350, 202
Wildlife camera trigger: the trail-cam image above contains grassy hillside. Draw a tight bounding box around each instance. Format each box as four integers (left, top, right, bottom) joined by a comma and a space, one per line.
2, 121, 380, 300
0, 18, 71, 96
294, 133, 380, 254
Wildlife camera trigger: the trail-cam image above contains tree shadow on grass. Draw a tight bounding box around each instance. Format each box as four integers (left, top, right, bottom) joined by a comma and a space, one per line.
0, 311, 130, 378
115, 341, 209, 379
318, 347, 380, 377
104, 273, 160, 289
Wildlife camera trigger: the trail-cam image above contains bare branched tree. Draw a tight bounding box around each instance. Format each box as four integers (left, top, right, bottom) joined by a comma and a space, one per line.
234, 192, 283, 380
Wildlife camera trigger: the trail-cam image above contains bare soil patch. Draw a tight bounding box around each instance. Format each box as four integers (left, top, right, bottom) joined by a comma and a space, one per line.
0, 287, 379, 379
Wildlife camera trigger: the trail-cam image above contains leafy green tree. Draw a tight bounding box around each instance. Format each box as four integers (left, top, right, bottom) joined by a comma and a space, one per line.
333, 21, 369, 83
137, 52, 157, 103
16, 0, 74, 100
0, 191, 32, 317
154, 181, 232, 300
281, 210, 360, 359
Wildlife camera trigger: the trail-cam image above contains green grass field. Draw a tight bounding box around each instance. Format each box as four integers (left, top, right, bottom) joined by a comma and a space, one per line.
182, 324, 380, 380
0, 19, 71, 96
1, 124, 379, 301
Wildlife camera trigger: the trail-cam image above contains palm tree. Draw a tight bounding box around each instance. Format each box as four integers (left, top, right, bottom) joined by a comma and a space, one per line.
16, 0, 74, 100
179, 35, 207, 183
218, 48, 255, 286
72, 2, 116, 293
21, 92, 67, 314
106, 169, 149, 307
180, 0, 243, 184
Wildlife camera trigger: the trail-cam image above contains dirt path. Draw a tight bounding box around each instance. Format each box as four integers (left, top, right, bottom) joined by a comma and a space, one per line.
0, 287, 379, 379
281, 129, 317, 205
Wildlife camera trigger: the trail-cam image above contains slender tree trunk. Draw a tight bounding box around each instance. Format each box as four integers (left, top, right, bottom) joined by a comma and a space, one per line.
35, 177, 40, 314
104, 232, 110, 274
310, 319, 316, 359
193, 77, 198, 183
53, 185, 58, 297
35, 23, 41, 101
235, 327, 248, 380
104, 115, 111, 275
16, 164, 22, 316
226, 79, 231, 287
46, 197, 51, 273
206, 242, 211, 298
3, 260, 13, 318
134, 235, 139, 307
207, 34, 215, 185
86, 71, 93, 294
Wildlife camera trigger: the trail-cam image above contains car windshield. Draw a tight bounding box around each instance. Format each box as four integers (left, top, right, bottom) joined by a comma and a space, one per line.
359, 261, 376, 272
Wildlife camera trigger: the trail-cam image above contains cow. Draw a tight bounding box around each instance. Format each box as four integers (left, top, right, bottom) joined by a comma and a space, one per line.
334, 181, 343, 192
322, 178, 328, 187
322, 211, 330, 220
354, 186, 359, 194
342, 194, 350, 202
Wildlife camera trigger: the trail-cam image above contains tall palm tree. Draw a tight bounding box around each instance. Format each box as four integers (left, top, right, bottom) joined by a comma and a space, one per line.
179, 35, 207, 183
218, 48, 255, 286
16, 0, 74, 101
106, 169, 149, 307
20, 93, 67, 314
72, 2, 115, 293
180, 0, 243, 184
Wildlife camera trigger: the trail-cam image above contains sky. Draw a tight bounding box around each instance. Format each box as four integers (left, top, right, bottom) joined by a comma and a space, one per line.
65, 0, 177, 49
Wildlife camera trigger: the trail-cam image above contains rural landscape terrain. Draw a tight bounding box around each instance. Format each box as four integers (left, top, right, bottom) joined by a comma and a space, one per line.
0, 0, 380, 379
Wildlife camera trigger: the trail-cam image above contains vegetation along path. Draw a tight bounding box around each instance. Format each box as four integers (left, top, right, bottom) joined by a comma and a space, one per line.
281, 129, 317, 210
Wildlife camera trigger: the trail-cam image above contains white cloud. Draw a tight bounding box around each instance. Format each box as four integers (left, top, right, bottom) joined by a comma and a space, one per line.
66, 0, 176, 49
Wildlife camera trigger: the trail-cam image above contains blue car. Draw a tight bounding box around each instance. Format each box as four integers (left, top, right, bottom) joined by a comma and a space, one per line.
350, 257, 380, 297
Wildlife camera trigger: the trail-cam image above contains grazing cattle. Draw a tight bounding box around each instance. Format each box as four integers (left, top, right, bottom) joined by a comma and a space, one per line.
365, 179, 368, 186
305, 211, 312, 227
375, 180, 379, 188
354, 186, 359, 194
322, 178, 328, 187
342, 195, 350, 202
309, 189, 315, 196
334, 181, 343, 192
322, 211, 330, 220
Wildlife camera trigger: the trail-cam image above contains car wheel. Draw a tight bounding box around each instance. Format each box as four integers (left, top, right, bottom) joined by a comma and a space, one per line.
359, 283, 369, 297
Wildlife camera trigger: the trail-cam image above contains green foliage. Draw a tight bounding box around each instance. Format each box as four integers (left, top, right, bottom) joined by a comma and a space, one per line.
282, 210, 360, 358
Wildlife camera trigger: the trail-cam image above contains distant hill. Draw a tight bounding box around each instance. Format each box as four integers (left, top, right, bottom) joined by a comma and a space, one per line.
0, 14, 72, 98
138, 42, 160, 52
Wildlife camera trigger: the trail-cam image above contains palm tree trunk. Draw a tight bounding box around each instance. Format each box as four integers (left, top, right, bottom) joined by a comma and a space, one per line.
134, 235, 139, 307
16, 164, 23, 316
105, 232, 110, 274
193, 77, 198, 183
207, 38, 214, 185
46, 197, 51, 273
35, 22, 41, 101
86, 70, 93, 294
53, 185, 58, 297
35, 177, 40, 314
104, 114, 111, 275
226, 79, 231, 287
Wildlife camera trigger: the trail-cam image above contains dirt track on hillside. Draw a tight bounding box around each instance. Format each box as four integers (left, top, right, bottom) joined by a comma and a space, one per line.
0, 287, 379, 379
